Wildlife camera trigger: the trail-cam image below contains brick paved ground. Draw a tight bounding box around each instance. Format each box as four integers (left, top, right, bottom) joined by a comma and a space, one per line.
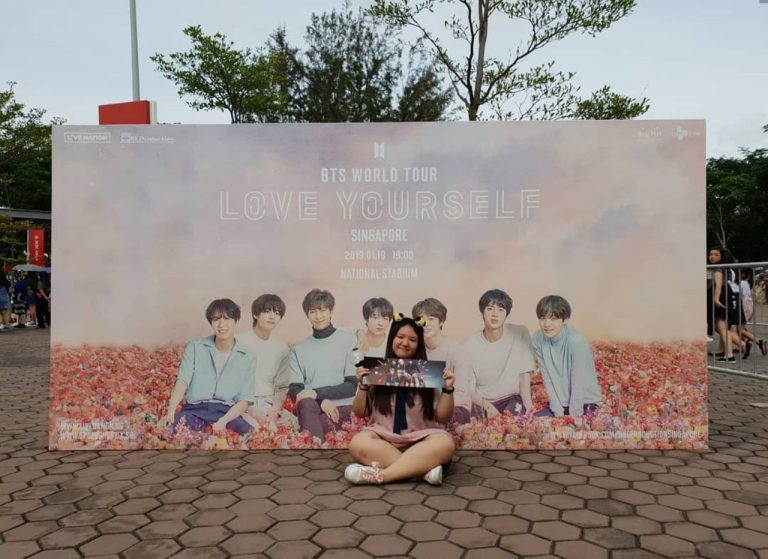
1, 328, 768, 558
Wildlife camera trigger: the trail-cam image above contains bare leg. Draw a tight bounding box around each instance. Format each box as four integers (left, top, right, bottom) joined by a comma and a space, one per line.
349, 430, 402, 468
380, 434, 454, 483
730, 330, 743, 350
738, 325, 756, 343
715, 319, 733, 358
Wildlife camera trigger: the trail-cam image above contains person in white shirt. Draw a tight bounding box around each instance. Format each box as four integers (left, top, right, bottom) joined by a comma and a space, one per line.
412, 297, 471, 424
356, 297, 393, 358
238, 294, 291, 429
464, 289, 534, 418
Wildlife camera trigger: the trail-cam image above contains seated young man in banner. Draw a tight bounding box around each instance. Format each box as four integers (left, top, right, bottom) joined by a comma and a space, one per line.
238, 294, 291, 430
464, 289, 535, 417
356, 297, 394, 357
412, 297, 472, 424
531, 295, 602, 417
288, 289, 358, 442
161, 299, 255, 436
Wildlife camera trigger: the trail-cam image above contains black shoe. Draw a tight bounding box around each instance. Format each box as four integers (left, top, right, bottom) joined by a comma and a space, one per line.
759, 339, 768, 356
716, 356, 736, 363
744, 341, 752, 360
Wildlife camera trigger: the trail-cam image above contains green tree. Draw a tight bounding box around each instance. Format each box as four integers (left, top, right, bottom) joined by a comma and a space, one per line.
369, 0, 643, 121
296, 5, 452, 122
151, 25, 285, 123
265, 27, 304, 122
0, 215, 32, 266
0, 82, 58, 211
707, 149, 768, 262
394, 64, 455, 121
572, 85, 649, 120
299, 6, 399, 122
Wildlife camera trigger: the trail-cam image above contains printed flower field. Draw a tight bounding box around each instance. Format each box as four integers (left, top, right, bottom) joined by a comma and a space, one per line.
50, 341, 707, 450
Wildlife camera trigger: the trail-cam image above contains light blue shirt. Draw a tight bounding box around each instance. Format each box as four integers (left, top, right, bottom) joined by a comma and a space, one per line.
177, 335, 256, 406
531, 325, 602, 416
289, 329, 357, 406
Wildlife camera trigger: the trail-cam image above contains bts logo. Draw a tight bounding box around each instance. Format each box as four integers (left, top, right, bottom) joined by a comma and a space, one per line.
374, 142, 385, 159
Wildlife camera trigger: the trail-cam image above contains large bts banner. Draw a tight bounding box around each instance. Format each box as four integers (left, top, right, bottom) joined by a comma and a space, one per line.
51, 122, 707, 451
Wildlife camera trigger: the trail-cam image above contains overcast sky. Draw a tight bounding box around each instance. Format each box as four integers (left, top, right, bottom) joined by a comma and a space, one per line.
2, 0, 766, 158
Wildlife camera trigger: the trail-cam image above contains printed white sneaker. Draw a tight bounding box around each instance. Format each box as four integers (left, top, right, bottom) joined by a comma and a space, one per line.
423, 465, 443, 486
344, 462, 383, 484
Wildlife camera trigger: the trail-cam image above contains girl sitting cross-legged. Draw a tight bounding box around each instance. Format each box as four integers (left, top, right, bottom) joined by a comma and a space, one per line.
345, 315, 455, 486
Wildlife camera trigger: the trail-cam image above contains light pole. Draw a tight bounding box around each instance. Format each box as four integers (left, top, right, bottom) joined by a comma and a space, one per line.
130, 0, 140, 101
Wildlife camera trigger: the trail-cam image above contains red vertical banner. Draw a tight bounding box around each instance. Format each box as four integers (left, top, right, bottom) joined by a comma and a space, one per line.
28, 228, 45, 266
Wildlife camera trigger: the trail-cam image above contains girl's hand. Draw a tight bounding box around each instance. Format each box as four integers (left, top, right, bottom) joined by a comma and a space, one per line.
356, 367, 370, 384
443, 367, 455, 390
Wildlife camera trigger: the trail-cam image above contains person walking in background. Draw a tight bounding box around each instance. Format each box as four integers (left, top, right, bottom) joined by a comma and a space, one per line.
34, 282, 50, 329
709, 247, 742, 362
23, 273, 38, 326
0, 266, 11, 330
12, 273, 29, 328
739, 269, 767, 357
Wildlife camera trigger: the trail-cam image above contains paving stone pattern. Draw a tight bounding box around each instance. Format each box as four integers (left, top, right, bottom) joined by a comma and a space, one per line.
1, 328, 768, 558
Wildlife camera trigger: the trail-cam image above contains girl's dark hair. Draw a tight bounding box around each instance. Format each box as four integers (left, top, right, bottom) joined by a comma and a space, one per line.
711, 246, 737, 283
710, 246, 735, 264
740, 268, 753, 286
368, 317, 435, 420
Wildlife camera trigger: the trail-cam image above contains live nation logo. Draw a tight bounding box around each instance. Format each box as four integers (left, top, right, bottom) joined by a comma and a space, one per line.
63, 132, 112, 144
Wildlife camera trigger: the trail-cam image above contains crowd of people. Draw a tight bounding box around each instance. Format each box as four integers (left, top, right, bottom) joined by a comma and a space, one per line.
160, 287, 604, 485
0, 270, 50, 330
707, 247, 767, 362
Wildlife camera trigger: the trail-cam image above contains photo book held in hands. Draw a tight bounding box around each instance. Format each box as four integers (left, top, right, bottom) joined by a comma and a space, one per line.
359, 357, 446, 389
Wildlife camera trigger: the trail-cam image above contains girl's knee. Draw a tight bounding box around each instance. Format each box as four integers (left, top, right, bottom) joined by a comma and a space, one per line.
429, 433, 455, 455
349, 432, 372, 461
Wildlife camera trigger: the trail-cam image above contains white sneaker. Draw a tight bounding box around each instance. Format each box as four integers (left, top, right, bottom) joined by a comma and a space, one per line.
26, 321, 36, 326
423, 465, 443, 486
344, 462, 383, 484
0, 324, 5, 330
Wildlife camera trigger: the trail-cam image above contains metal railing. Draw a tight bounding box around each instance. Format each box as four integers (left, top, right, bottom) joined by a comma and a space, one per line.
707, 261, 768, 379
